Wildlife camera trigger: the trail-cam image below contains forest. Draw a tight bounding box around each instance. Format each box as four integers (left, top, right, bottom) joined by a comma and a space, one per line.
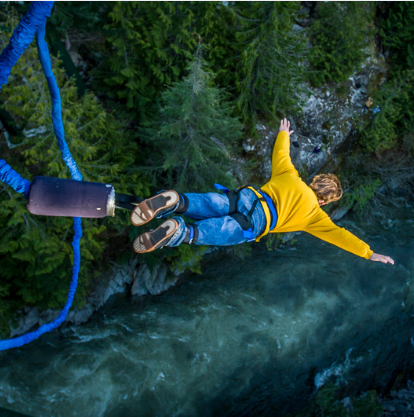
0, 1, 413, 334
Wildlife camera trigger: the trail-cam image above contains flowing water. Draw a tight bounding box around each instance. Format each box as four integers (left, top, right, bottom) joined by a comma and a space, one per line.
1, 207, 414, 417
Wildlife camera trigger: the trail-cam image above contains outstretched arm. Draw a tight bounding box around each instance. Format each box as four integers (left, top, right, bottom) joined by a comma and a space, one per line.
306, 209, 394, 264
271, 118, 298, 177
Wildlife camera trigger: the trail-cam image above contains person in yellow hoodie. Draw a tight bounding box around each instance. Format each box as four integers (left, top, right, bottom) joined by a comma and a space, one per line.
131, 118, 394, 265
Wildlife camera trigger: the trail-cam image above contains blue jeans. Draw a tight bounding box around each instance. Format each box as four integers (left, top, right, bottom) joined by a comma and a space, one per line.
165, 188, 268, 247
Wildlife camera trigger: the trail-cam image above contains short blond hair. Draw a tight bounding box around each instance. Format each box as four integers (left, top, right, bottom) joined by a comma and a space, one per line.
310, 173, 343, 204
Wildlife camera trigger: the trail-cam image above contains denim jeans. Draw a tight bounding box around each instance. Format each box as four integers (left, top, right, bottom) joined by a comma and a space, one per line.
165, 188, 268, 247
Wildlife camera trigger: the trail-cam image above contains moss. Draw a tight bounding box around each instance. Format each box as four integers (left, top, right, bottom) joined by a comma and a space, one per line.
336, 84, 351, 99
285, 384, 383, 417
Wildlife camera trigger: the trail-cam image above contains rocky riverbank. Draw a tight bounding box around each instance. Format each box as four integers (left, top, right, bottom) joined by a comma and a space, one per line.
9, 257, 182, 337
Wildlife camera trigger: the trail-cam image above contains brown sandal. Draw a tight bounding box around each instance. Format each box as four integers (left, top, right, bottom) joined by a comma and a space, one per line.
130, 190, 179, 226
133, 219, 179, 253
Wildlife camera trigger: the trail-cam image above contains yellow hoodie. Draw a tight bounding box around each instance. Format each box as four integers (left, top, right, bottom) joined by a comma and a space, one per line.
247, 131, 373, 259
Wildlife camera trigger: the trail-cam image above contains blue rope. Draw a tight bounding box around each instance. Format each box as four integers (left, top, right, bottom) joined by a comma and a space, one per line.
0, 160, 31, 197
0, 1, 83, 350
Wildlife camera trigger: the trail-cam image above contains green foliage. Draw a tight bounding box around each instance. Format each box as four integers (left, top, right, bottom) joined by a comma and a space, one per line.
309, 2, 376, 86
48, 2, 111, 37
381, 2, 414, 72
289, 384, 383, 417
167, 244, 207, 275
358, 71, 414, 152
228, 243, 253, 260
341, 179, 383, 214
359, 3, 414, 153
265, 233, 284, 251
96, 1, 219, 123
141, 45, 242, 193
231, 1, 308, 129
0, 7, 148, 330
96, 2, 308, 132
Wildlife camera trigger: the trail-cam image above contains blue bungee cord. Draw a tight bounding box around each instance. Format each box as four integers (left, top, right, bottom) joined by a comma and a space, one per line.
0, 1, 83, 350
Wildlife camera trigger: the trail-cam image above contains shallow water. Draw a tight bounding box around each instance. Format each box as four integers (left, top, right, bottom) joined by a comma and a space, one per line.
1, 208, 414, 417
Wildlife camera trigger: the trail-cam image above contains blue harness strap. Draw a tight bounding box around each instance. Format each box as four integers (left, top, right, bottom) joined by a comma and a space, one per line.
214, 183, 229, 193
214, 183, 278, 240
0, 1, 84, 351
254, 189, 278, 231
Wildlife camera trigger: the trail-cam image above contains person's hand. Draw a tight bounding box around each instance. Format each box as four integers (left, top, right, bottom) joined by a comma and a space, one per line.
369, 252, 395, 265
279, 118, 294, 136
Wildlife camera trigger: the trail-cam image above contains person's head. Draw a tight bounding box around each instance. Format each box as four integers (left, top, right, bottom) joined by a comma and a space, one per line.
310, 173, 343, 206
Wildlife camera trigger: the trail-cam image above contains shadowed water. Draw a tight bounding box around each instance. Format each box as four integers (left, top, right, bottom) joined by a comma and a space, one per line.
1, 207, 414, 417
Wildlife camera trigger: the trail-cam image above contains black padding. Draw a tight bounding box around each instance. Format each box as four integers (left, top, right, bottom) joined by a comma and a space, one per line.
227, 189, 239, 215
192, 224, 199, 244
175, 193, 189, 214
247, 199, 259, 218
116, 193, 143, 204
230, 212, 253, 231
27, 176, 113, 218
115, 193, 143, 211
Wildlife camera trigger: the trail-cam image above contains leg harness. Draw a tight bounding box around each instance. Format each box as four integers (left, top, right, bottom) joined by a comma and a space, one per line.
215, 183, 267, 241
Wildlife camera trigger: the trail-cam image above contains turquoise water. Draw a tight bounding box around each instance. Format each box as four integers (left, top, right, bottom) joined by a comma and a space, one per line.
1, 208, 414, 416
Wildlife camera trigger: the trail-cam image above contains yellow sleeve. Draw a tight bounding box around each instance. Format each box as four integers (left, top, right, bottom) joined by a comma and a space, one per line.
271, 131, 298, 177
305, 209, 373, 259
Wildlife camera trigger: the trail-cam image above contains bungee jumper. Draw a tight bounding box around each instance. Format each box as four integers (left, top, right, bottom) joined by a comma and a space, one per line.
130, 118, 395, 266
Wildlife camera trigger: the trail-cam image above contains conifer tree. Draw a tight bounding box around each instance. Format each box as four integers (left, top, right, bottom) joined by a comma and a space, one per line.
97, 2, 218, 123
141, 45, 242, 193
381, 2, 414, 73
231, 1, 307, 130
309, 2, 376, 86
359, 2, 414, 153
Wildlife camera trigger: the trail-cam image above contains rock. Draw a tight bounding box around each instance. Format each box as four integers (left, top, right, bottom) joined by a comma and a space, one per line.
342, 396, 352, 410
131, 263, 179, 296
68, 51, 84, 68
330, 207, 350, 221
385, 405, 396, 412
398, 389, 408, 399
242, 138, 256, 153
131, 265, 149, 296
10, 308, 39, 338
9, 258, 140, 337
39, 309, 60, 326
67, 304, 95, 325
91, 269, 133, 309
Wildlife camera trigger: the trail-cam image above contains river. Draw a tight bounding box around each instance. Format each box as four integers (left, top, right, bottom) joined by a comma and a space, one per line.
1, 206, 414, 417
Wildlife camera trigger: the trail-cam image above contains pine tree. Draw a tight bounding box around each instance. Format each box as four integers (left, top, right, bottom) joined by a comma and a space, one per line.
231, 2, 307, 130
359, 2, 414, 153
97, 2, 205, 123
381, 2, 414, 72
309, 2, 376, 86
141, 45, 243, 193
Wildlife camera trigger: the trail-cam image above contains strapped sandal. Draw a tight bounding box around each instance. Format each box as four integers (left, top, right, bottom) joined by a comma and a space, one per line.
133, 219, 179, 253
130, 190, 179, 226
